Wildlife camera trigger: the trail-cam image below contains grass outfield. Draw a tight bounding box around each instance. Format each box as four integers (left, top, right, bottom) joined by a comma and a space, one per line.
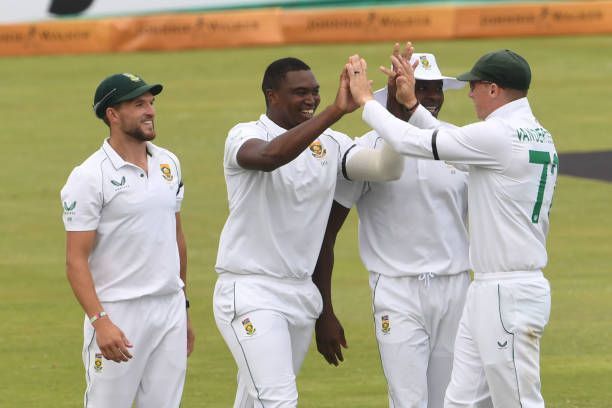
0, 35, 610, 407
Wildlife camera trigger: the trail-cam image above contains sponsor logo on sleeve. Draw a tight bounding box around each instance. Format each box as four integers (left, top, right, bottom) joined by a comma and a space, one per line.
63, 201, 76, 221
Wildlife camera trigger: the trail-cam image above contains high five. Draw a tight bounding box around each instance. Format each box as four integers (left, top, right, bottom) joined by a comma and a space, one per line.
347, 44, 558, 408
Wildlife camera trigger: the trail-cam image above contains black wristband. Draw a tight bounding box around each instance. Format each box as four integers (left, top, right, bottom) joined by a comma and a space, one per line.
185, 299, 190, 309
406, 100, 419, 112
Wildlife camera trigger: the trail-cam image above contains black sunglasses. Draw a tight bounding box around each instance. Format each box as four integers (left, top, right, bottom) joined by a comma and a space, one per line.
469, 80, 493, 91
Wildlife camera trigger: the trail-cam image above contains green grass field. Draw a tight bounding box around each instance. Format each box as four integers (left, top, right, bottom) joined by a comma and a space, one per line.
0, 35, 611, 407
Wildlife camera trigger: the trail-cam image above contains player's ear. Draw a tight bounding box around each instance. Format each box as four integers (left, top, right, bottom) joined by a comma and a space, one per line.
265, 89, 278, 106
489, 83, 500, 98
106, 106, 120, 123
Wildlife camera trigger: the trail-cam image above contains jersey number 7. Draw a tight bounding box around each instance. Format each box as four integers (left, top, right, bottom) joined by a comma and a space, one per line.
529, 150, 559, 224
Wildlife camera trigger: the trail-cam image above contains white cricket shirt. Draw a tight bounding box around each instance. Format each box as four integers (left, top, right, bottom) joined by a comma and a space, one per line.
215, 114, 357, 280
61, 140, 185, 301
335, 128, 469, 277
363, 98, 558, 275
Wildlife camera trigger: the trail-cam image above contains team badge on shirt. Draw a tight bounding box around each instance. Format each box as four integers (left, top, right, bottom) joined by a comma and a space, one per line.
94, 353, 104, 373
419, 55, 431, 70
381, 315, 391, 335
309, 139, 327, 159
160, 164, 173, 181
242, 318, 256, 336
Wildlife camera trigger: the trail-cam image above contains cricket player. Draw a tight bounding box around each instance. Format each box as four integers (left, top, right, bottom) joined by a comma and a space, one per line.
314, 47, 470, 408
213, 57, 404, 408
61, 73, 194, 407
346, 46, 557, 407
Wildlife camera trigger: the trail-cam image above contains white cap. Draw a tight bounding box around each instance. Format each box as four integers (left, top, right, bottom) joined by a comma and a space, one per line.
374, 52, 464, 105
411, 53, 464, 90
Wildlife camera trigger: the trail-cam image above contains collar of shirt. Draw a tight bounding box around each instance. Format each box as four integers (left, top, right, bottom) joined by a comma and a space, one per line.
485, 97, 532, 121
259, 114, 287, 137
102, 138, 157, 169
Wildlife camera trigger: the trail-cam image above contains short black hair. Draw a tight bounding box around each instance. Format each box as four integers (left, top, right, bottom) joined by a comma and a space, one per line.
262, 57, 311, 106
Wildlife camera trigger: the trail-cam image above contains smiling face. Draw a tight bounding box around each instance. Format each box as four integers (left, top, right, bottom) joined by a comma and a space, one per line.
415, 79, 444, 118
266, 70, 321, 130
110, 92, 156, 141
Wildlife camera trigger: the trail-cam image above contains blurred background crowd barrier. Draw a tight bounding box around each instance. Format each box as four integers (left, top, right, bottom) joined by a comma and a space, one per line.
1, 0, 611, 56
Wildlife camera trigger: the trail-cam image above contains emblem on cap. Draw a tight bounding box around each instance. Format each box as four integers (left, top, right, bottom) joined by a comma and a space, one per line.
122, 73, 141, 82
419, 55, 431, 70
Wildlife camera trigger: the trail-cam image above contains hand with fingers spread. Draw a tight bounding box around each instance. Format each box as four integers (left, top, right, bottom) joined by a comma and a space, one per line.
380, 42, 419, 109
94, 318, 134, 363
383, 43, 407, 120
315, 311, 348, 366
347, 54, 374, 107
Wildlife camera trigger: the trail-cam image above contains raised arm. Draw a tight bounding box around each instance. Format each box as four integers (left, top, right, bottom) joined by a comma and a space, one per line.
312, 201, 351, 366
237, 105, 345, 171
237, 68, 359, 172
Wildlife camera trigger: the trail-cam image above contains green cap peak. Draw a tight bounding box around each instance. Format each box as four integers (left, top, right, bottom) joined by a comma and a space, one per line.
93, 73, 163, 119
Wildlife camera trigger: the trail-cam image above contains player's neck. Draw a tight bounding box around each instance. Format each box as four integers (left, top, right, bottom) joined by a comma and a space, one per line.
108, 135, 149, 173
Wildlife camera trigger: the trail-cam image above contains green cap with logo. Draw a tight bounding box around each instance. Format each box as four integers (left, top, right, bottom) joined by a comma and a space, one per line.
456, 49, 531, 90
93, 73, 163, 119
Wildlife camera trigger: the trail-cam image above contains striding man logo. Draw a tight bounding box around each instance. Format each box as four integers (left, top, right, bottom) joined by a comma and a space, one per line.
242, 318, 256, 336
309, 139, 327, 159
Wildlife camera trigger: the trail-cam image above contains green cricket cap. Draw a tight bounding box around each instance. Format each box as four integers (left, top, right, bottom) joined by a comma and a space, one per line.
456, 49, 531, 90
93, 73, 163, 118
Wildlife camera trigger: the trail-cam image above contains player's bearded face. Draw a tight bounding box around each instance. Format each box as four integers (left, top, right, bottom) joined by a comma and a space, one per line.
117, 93, 157, 141
268, 70, 321, 129
415, 80, 444, 118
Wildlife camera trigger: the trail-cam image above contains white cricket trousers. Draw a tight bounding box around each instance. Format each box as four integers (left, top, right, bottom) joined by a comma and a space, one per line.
445, 271, 551, 408
213, 273, 323, 408
371, 271, 470, 408
82, 291, 187, 408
